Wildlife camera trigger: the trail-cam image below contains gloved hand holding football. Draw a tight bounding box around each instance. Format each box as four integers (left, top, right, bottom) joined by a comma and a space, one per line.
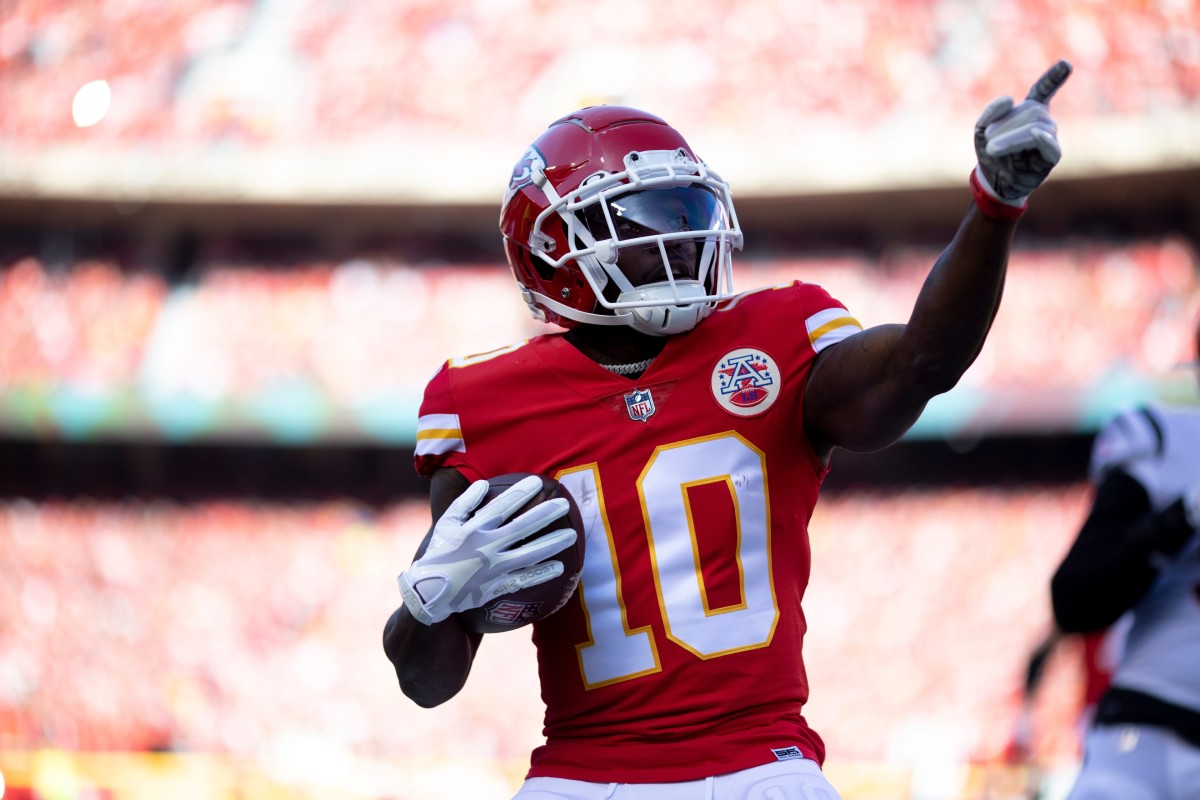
398, 473, 584, 632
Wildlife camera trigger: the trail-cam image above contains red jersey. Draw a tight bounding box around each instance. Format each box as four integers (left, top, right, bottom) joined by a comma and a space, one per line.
414, 281, 862, 783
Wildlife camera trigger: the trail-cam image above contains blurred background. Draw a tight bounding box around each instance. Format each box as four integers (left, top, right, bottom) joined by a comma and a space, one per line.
1, 0, 1199, 798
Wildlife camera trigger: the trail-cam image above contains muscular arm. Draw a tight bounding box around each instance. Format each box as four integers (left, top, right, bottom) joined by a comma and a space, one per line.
382, 466, 480, 707
804, 205, 1015, 460
804, 60, 1071, 461
1051, 470, 1196, 633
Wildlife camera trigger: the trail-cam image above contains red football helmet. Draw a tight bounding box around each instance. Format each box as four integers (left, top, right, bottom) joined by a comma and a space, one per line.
499, 106, 743, 335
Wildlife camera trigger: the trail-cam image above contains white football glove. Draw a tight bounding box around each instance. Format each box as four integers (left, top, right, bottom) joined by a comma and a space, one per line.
973, 59, 1072, 207
397, 475, 577, 626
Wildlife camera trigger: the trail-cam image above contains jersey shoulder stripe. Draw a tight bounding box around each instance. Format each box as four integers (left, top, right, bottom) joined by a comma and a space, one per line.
414, 340, 540, 477
804, 306, 862, 352
415, 413, 464, 458
719, 281, 861, 354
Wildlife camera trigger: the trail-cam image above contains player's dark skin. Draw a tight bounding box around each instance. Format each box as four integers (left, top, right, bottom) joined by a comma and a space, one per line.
385, 65, 1071, 708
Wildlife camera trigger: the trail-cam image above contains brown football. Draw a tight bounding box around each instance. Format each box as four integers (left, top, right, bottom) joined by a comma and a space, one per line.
458, 473, 586, 634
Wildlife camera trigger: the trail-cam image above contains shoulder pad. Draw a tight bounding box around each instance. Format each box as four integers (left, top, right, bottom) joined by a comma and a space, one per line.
1089, 406, 1164, 482
447, 339, 529, 369
722, 281, 863, 352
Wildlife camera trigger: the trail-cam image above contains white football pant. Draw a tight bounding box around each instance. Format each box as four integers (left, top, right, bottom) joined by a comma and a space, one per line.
511, 758, 842, 800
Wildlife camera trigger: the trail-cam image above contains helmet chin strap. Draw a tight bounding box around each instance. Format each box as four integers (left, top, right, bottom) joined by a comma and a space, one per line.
525, 285, 711, 336
628, 304, 708, 336
617, 282, 712, 336
527, 289, 637, 328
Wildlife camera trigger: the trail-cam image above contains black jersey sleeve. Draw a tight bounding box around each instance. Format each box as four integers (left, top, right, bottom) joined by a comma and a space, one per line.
1051, 469, 1195, 633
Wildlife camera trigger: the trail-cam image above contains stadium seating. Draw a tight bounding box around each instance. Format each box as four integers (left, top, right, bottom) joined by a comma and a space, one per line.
0, 486, 1093, 768
2, 4, 1197, 798
2, 238, 1196, 441
1, 0, 1196, 144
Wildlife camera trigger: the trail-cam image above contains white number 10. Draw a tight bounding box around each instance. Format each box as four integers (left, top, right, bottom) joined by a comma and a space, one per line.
556, 432, 779, 689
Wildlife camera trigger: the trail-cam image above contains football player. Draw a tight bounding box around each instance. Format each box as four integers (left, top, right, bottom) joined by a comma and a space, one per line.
385, 61, 1073, 799
1050, 319, 1200, 800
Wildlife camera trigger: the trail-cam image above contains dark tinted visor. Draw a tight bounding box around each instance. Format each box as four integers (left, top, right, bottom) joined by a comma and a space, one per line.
581, 186, 726, 241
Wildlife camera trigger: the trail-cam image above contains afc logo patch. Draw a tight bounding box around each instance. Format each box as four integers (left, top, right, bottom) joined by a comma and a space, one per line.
711, 348, 780, 417
624, 388, 656, 422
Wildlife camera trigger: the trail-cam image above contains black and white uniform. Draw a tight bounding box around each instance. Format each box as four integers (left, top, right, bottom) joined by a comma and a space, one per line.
1052, 404, 1200, 800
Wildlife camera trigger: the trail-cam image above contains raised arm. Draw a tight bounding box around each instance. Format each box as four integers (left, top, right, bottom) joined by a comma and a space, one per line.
804, 60, 1072, 460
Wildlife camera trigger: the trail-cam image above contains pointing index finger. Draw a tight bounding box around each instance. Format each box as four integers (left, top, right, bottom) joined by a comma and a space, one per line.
1026, 59, 1073, 104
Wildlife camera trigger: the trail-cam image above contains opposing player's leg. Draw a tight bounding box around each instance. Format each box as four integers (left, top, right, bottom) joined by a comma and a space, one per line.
1065, 725, 1169, 800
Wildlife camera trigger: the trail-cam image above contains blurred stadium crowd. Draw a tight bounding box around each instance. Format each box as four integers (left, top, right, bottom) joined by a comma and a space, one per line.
0, 488, 1091, 770
1, 0, 1197, 145
1, 238, 1196, 441
1, 0, 1199, 798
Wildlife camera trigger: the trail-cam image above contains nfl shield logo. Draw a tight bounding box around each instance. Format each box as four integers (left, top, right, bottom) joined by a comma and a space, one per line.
624, 388, 656, 422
